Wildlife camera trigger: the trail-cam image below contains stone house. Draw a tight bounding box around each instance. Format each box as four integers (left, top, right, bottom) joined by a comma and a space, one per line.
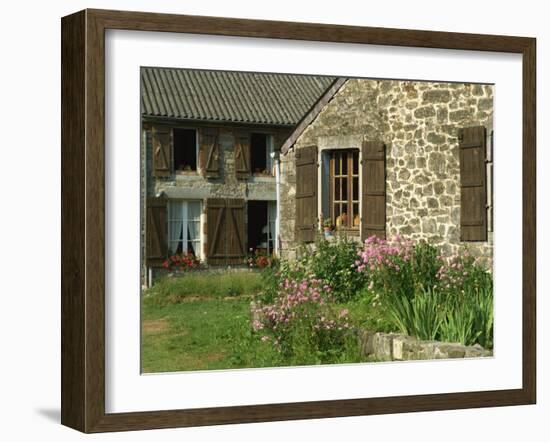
142, 68, 494, 283
278, 78, 494, 262
141, 68, 335, 279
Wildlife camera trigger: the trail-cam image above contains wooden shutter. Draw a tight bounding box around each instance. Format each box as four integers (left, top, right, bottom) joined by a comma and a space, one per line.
199, 127, 220, 178
361, 140, 386, 240
234, 130, 251, 179
459, 126, 487, 241
206, 198, 246, 265
146, 196, 167, 266
226, 199, 246, 264
295, 145, 318, 243
152, 126, 172, 177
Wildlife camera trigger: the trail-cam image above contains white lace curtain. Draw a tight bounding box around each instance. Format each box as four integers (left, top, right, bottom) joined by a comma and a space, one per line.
168, 200, 201, 256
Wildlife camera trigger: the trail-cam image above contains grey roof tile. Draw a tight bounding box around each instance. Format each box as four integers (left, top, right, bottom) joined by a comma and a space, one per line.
141, 67, 336, 126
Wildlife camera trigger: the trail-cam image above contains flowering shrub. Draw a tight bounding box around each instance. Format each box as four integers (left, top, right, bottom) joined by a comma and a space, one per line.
162, 252, 200, 271
435, 251, 491, 296
355, 235, 493, 346
310, 237, 367, 302
251, 278, 353, 362
246, 248, 275, 269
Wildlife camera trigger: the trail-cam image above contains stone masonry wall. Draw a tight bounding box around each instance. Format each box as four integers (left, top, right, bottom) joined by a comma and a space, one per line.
280, 79, 494, 264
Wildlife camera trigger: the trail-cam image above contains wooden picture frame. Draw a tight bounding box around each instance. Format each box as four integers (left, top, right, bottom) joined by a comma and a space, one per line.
61, 9, 536, 433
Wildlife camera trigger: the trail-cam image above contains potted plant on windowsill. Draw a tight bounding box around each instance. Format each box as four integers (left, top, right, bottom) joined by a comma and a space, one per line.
323, 218, 334, 238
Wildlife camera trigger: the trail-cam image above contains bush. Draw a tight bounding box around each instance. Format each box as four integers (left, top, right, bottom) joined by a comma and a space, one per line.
251, 278, 357, 364
310, 237, 366, 302
356, 235, 442, 298
439, 282, 493, 348
386, 287, 442, 341
355, 236, 493, 347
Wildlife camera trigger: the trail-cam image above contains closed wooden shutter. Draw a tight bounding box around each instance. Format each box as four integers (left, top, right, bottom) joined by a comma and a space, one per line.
199, 127, 220, 178
152, 126, 172, 177
459, 126, 487, 241
361, 140, 386, 240
206, 198, 246, 265
295, 145, 318, 243
146, 196, 168, 266
234, 130, 251, 179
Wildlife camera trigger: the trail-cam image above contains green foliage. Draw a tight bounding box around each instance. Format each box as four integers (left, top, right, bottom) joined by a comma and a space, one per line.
251, 279, 357, 364
439, 282, 493, 348
385, 287, 442, 341
309, 237, 366, 302
410, 241, 441, 292
260, 237, 367, 303
145, 270, 263, 306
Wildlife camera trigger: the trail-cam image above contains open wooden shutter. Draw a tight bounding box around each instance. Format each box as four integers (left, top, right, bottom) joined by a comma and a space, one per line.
146, 196, 167, 266
206, 198, 246, 265
459, 126, 487, 241
295, 145, 318, 243
199, 127, 220, 178
234, 130, 251, 179
152, 126, 172, 177
361, 140, 386, 240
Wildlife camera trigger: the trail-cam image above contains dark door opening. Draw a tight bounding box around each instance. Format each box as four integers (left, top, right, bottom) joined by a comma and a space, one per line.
247, 201, 268, 253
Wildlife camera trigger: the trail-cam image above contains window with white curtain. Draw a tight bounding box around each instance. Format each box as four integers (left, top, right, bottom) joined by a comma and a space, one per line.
168, 200, 202, 258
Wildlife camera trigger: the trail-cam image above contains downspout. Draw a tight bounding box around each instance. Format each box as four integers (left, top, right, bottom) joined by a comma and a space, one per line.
271, 150, 281, 255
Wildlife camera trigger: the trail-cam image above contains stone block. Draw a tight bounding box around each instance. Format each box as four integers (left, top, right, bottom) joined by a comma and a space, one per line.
422, 89, 452, 103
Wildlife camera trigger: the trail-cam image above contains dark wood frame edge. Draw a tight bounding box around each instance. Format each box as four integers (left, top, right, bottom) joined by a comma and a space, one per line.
61, 8, 536, 433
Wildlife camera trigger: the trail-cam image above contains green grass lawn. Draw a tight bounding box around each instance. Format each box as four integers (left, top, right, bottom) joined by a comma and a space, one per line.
141, 271, 387, 373
142, 297, 252, 372
141, 270, 285, 373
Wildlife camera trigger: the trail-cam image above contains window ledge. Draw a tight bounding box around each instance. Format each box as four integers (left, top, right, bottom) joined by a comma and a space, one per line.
174, 173, 204, 182
249, 175, 275, 183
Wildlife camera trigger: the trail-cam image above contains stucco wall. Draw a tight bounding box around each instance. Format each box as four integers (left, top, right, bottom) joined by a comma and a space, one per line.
280, 79, 494, 263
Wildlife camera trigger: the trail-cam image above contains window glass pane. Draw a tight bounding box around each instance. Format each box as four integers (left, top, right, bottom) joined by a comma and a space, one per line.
353, 203, 360, 227
335, 178, 340, 201
342, 152, 348, 175
342, 177, 348, 201
335, 152, 341, 175
353, 177, 359, 201
340, 203, 348, 227
353, 150, 359, 174
188, 201, 201, 221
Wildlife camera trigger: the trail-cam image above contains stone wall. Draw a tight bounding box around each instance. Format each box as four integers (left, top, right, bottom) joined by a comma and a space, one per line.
280, 79, 494, 263
358, 330, 492, 361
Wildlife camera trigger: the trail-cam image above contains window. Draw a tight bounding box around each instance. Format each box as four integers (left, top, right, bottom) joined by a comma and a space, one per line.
250, 133, 274, 175
173, 128, 197, 172
330, 150, 360, 229
247, 200, 277, 253
168, 200, 202, 258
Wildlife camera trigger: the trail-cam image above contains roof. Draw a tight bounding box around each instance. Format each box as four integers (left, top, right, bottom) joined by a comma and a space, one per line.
141, 68, 336, 126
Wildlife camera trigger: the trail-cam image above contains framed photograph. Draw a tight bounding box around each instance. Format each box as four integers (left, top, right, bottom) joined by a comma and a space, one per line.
61, 9, 536, 433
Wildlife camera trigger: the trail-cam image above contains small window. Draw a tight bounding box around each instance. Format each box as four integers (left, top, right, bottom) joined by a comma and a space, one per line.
250, 133, 274, 175
168, 200, 202, 258
173, 128, 197, 172
330, 149, 360, 229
